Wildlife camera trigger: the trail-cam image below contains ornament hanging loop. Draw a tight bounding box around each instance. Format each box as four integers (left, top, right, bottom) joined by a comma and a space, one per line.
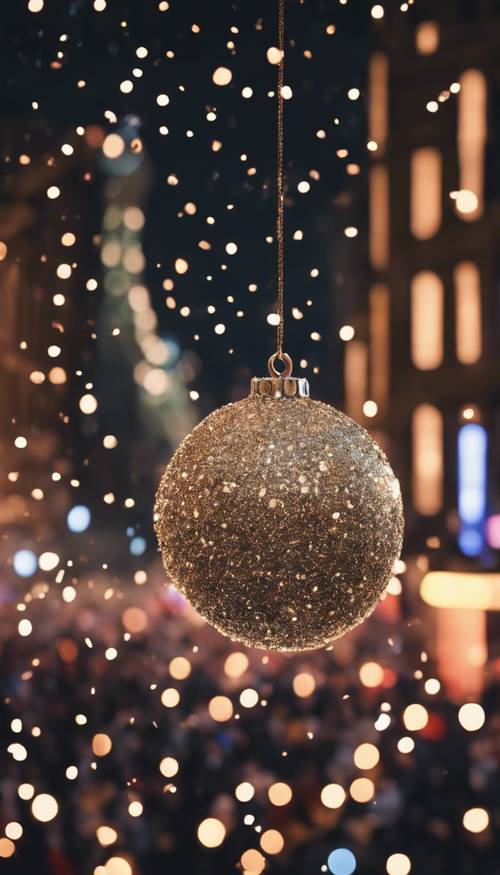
268, 351, 293, 378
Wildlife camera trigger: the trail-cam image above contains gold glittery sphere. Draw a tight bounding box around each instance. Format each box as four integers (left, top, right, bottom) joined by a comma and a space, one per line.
155, 389, 403, 651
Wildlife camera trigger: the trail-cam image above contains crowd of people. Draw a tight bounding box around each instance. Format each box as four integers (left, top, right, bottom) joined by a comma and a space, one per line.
0, 573, 499, 875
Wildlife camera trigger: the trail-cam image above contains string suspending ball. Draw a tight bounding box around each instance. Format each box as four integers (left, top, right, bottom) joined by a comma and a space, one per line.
155, 354, 404, 651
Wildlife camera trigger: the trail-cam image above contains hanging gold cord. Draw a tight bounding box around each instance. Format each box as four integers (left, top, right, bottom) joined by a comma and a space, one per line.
276, 0, 285, 358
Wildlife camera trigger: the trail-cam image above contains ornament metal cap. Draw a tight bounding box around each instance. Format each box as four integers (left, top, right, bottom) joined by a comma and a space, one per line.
250, 351, 310, 399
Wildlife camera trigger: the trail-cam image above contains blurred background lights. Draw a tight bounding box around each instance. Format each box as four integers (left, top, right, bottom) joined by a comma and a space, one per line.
67, 505, 91, 533
159, 756, 179, 778
321, 784, 346, 809
458, 702, 485, 731
224, 651, 249, 677
260, 829, 284, 854
402, 704, 428, 731
13, 549, 37, 577
31, 794, 58, 822
39, 551, 59, 571
359, 661, 384, 687
130, 536, 146, 556
212, 67, 232, 86
235, 781, 255, 802
327, 848, 357, 875
354, 742, 380, 769
386, 853, 411, 875
197, 817, 226, 847
208, 695, 233, 722
268, 782, 292, 806
463, 807, 489, 833
349, 777, 374, 802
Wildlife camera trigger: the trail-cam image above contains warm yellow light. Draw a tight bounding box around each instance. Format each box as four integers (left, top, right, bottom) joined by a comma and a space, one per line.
161, 688, 180, 708
463, 807, 489, 833
359, 661, 384, 688
213, 67, 232, 86
402, 704, 428, 731
96, 826, 118, 846
420, 572, 500, 610
354, 742, 380, 770
31, 793, 58, 822
240, 688, 259, 708
369, 284, 390, 413
415, 21, 439, 54
224, 652, 249, 678
321, 783, 346, 809
386, 852, 412, 875
458, 703, 485, 731
240, 849, 266, 874
457, 70, 486, 221
268, 782, 292, 806
350, 777, 375, 802
368, 52, 388, 153
235, 781, 255, 802
454, 262, 482, 364
92, 734, 112, 756
159, 756, 179, 778
369, 164, 389, 268
292, 672, 316, 697
411, 272, 443, 370
197, 817, 226, 848
412, 404, 443, 516
260, 829, 284, 854
410, 148, 441, 240
208, 696, 233, 722
169, 656, 191, 679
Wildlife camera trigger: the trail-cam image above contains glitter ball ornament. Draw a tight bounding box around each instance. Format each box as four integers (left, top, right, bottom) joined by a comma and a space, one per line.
155, 356, 404, 651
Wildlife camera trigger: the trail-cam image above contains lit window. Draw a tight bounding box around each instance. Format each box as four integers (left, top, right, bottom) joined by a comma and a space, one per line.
369, 284, 390, 413
412, 404, 443, 515
457, 423, 487, 556
415, 21, 440, 55
457, 70, 487, 221
454, 262, 482, 364
369, 165, 389, 269
410, 148, 441, 239
411, 271, 444, 370
368, 53, 389, 154
344, 340, 368, 421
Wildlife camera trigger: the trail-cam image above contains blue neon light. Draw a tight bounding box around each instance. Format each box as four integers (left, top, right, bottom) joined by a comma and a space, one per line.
457, 423, 487, 557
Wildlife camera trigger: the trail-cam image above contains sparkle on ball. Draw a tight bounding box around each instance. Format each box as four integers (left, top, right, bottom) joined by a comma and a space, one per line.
155, 388, 403, 651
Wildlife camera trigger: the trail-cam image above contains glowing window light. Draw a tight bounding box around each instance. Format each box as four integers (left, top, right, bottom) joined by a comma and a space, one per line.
369, 164, 389, 269
410, 148, 441, 240
369, 284, 390, 414
67, 505, 91, 533
368, 52, 389, 154
412, 404, 443, 516
421, 571, 500, 610
457, 423, 487, 556
411, 272, 444, 370
13, 549, 37, 577
415, 21, 439, 55
454, 262, 482, 364
344, 340, 368, 421
457, 70, 486, 221
328, 848, 357, 875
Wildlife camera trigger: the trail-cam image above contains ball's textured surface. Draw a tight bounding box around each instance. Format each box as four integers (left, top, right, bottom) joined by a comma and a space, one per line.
155, 396, 403, 651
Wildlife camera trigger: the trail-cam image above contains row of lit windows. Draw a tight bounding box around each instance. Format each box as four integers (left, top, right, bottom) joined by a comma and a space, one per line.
344, 264, 482, 421
368, 61, 487, 264
411, 263, 482, 369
